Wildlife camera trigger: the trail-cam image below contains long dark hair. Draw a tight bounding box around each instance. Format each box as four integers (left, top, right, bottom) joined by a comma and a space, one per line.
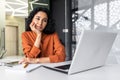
26, 7, 55, 34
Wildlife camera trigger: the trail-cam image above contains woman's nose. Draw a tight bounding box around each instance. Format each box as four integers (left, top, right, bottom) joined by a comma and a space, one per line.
38, 20, 42, 25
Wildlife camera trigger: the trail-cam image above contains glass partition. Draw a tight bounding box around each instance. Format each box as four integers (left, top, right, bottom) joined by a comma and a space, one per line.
72, 0, 120, 63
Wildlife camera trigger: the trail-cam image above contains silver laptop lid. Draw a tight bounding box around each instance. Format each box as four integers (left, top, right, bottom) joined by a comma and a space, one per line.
68, 30, 117, 75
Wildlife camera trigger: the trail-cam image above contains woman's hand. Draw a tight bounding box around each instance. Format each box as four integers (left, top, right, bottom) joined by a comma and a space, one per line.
30, 22, 42, 48
30, 22, 41, 35
19, 57, 39, 64
19, 57, 50, 64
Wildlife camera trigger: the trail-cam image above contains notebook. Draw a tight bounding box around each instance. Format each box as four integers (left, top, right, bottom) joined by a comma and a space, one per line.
43, 30, 117, 75
5, 64, 42, 73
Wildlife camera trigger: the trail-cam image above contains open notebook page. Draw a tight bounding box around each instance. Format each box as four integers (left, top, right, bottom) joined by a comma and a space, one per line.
5, 64, 42, 73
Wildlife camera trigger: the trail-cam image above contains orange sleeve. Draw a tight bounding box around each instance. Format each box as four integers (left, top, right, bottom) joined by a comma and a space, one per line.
49, 33, 66, 63
21, 32, 41, 58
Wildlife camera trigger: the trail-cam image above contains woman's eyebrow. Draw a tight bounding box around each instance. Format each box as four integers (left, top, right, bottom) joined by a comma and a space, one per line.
35, 16, 48, 19
35, 16, 40, 18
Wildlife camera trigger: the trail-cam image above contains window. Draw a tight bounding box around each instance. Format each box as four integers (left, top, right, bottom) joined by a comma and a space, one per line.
72, 0, 120, 63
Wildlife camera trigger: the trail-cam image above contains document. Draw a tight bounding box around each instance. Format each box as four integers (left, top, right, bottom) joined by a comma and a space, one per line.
5, 61, 71, 73
0, 56, 23, 66
5, 64, 42, 73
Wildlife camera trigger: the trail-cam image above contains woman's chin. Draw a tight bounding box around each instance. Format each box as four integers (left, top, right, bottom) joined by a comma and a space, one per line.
38, 29, 43, 32
36, 28, 43, 31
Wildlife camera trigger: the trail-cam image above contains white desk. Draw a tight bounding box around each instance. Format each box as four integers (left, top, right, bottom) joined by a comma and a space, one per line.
0, 64, 120, 80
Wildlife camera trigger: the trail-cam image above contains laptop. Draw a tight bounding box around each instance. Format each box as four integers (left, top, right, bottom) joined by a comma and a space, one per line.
43, 30, 117, 75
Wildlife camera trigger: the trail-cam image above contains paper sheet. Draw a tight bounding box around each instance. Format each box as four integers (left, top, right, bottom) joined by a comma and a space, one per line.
5, 64, 42, 73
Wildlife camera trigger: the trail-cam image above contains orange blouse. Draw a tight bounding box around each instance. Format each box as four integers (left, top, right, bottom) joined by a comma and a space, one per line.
21, 31, 66, 63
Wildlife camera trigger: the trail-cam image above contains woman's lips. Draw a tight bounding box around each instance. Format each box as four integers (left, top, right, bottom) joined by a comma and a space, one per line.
36, 26, 42, 29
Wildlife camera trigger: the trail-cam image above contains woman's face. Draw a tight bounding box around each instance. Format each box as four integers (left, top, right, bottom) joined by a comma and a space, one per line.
32, 11, 48, 32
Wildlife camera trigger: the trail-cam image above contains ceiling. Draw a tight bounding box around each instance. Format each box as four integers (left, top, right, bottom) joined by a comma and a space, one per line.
4, 0, 115, 18
5, 0, 48, 18
5, 0, 28, 18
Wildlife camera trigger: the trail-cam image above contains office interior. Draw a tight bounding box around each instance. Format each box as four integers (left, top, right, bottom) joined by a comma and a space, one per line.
0, 0, 120, 64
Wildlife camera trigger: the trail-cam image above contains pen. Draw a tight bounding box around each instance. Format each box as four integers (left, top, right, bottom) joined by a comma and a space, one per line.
23, 63, 29, 68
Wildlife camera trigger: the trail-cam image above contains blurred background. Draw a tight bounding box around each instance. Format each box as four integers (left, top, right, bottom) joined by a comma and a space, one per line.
0, 0, 120, 64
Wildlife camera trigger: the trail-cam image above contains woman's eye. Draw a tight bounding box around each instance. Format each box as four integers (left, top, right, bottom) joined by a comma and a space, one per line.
43, 19, 47, 22
36, 18, 40, 20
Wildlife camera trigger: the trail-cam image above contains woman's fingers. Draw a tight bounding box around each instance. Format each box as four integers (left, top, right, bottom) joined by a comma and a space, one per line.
18, 58, 25, 64
19, 57, 29, 64
19, 58, 38, 64
26, 58, 35, 63
30, 22, 36, 30
29, 22, 41, 35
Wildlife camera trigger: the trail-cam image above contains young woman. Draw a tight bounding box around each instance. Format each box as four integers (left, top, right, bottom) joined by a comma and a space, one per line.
19, 7, 66, 64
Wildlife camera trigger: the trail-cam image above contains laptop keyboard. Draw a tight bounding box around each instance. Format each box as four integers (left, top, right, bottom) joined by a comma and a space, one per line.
55, 64, 71, 70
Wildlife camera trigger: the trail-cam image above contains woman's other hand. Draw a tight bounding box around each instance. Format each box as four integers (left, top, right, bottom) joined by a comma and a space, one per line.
19, 57, 38, 64
19, 57, 50, 64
